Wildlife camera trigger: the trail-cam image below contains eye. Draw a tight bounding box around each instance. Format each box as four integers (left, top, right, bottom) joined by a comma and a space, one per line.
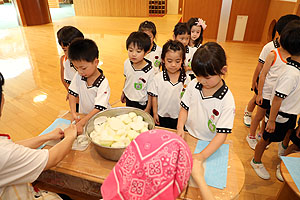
137, 50, 142, 53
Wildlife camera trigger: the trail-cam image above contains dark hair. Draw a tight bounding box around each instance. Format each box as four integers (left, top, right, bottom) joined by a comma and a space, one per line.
0, 72, 4, 106
173, 22, 189, 37
68, 39, 99, 62
57, 26, 84, 46
138, 21, 157, 39
126, 31, 151, 52
161, 40, 186, 71
280, 20, 300, 56
272, 14, 300, 39
187, 18, 204, 46
192, 42, 227, 77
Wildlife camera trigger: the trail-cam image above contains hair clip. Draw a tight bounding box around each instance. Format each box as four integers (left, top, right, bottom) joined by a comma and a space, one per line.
196, 18, 207, 30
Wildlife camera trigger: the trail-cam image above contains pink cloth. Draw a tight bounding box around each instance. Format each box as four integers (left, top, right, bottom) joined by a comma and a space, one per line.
101, 129, 193, 200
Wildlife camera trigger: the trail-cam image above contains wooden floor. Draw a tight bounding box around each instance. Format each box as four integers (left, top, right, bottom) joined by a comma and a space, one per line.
0, 15, 284, 199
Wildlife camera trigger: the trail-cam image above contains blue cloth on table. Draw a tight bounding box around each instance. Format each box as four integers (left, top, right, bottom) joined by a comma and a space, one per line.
194, 140, 229, 189
281, 156, 300, 192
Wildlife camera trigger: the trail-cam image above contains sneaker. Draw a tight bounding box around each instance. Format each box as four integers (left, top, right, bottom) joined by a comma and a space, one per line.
246, 135, 257, 150
244, 110, 252, 127
278, 142, 286, 158
250, 159, 270, 179
276, 164, 283, 182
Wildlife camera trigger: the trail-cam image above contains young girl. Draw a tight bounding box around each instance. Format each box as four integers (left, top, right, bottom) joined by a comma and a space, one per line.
57, 26, 84, 111
177, 42, 235, 161
245, 14, 300, 149
187, 18, 207, 48
148, 40, 190, 129
121, 32, 154, 112
138, 21, 162, 74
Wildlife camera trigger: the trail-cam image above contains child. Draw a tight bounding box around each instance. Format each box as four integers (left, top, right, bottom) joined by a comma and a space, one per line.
246, 37, 290, 150
138, 21, 162, 74
121, 32, 154, 112
245, 14, 300, 149
177, 42, 235, 160
148, 40, 190, 129
251, 20, 300, 180
173, 22, 196, 79
57, 26, 84, 102
68, 39, 110, 134
187, 18, 207, 48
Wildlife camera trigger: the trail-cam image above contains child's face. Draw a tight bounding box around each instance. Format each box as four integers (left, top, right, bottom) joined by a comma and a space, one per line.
163, 50, 183, 74
128, 43, 146, 64
143, 30, 154, 45
72, 59, 99, 78
196, 74, 222, 89
60, 43, 69, 55
175, 33, 189, 47
190, 26, 201, 41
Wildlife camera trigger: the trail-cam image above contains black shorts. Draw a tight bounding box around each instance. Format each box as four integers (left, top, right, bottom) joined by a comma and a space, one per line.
263, 115, 297, 142
158, 115, 178, 130
255, 98, 270, 109
290, 128, 300, 148
125, 96, 147, 110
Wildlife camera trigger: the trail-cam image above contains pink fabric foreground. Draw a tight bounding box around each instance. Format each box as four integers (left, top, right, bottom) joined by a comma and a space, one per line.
101, 129, 193, 200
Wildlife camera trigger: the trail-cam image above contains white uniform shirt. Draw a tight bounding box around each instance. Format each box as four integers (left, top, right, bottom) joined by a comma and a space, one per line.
63, 56, 77, 84
271, 58, 300, 119
148, 70, 191, 119
69, 68, 110, 114
185, 46, 197, 76
0, 135, 49, 195
145, 42, 162, 74
123, 58, 154, 104
259, 38, 280, 64
262, 48, 287, 100
180, 79, 235, 141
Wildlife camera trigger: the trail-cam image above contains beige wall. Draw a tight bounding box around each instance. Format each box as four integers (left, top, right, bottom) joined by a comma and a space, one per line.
167, 0, 179, 14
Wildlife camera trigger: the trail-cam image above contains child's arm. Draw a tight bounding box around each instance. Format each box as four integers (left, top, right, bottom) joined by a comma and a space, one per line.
60, 56, 70, 92
152, 96, 159, 125
145, 95, 152, 113
76, 109, 100, 134
265, 96, 283, 133
177, 107, 188, 138
194, 133, 227, 161
256, 51, 275, 105
69, 93, 79, 122
251, 62, 264, 91
121, 79, 126, 103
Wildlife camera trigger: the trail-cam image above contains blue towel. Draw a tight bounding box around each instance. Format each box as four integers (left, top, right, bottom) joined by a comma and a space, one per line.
281, 156, 300, 192
194, 140, 229, 189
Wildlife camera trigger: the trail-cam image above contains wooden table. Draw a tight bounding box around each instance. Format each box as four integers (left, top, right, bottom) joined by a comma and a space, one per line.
276, 152, 300, 200
37, 112, 245, 199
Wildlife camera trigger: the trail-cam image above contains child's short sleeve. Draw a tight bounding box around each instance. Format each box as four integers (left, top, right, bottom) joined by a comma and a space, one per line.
216, 102, 235, 134
124, 59, 130, 77
258, 42, 273, 64
180, 81, 193, 111
147, 75, 158, 97
274, 71, 297, 99
94, 78, 110, 111
68, 72, 79, 97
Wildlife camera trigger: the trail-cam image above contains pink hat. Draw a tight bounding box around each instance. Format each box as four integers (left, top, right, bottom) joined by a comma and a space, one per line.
101, 129, 193, 200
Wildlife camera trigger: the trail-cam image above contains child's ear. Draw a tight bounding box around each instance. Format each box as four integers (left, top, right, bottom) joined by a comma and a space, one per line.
94, 58, 99, 66
221, 66, 228, 74
173, 34, 176, 40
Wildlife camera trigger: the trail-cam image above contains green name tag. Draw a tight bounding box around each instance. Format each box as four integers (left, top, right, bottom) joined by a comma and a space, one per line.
154, 60, 161, 68
208, 119, 216, 133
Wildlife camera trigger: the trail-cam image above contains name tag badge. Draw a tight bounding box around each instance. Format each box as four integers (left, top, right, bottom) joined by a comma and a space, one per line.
154, 60, 161, 68
208, 114, 216, 133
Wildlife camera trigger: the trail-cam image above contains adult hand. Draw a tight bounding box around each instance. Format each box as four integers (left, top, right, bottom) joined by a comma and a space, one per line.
47, 128, 64, 140
64, 124, 77, 139
192, 158, 205, 182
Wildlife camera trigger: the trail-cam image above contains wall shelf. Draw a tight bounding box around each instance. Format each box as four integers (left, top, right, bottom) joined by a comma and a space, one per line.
149, 0, 166, 17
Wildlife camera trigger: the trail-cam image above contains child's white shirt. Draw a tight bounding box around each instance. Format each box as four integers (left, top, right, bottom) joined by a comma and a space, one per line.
262, 48, 287, 100
180, 79, 235, 141
185, 46, 197, 75
271, 58, 300, 122
68, 69, 110, 114
63, 55, 77, 84
259, 38, 280, 64
123, 58, 154, 104
145, 42, 162, 74
148, 70, 191, 119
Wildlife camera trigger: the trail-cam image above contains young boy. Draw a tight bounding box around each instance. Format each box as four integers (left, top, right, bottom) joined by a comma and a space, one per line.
251, 20, 300, 180
177, 42, 235, 161
57, 26, 84, 102
173, 22, 197, 79
68, 39, 110, 134
121, 31, 154, 112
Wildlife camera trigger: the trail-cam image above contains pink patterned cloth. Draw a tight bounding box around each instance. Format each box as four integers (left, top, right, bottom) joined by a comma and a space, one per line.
101, 129, 193, 200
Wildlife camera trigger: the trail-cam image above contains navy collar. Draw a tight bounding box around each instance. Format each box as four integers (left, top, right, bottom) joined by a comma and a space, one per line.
70, 61, 77, 71
287, 57, 300, 71
185, 46, 189, 53
162, 69, 186, 83
195, 79, 228, 100
273, 38, 280, 48
150, 42, 157, 52
81, 68, 105, 87
130, 58, 153, 73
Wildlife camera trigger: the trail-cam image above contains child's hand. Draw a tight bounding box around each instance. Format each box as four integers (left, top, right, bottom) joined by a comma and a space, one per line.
76, 121, 84, 135
64, 124, 77, 139
256, 94, 263, 105
47, 128, 64, 140
144, 107, 151, 114
265, 120, 275, 133
153, 114, 160, 125
177, 129, 185, 138
71, 113, 80, 123
251, 81, 257, 92
296, 127, 300, 139
66, 93, 69, 101
121, 92, 126, 103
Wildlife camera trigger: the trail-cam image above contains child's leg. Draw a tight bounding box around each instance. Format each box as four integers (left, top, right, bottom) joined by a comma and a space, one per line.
249, 107, 266, 136
244, 94, 256, 126
284, 144, 300, 156
254, 138, 270, 163
247, 94, 256, 112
